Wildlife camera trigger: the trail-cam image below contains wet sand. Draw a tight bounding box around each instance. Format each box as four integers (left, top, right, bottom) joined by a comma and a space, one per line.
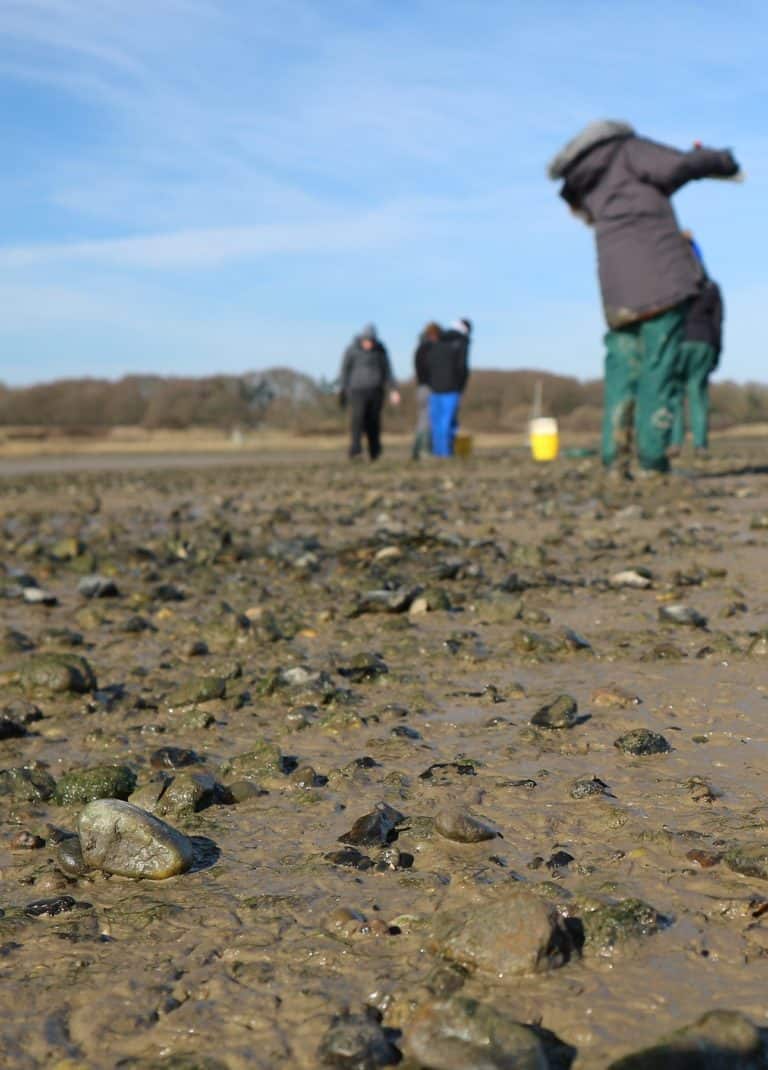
1, 441, 768, 1068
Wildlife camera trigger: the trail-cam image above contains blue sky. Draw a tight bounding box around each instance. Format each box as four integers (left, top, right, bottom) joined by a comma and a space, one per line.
1, 0, 766, 387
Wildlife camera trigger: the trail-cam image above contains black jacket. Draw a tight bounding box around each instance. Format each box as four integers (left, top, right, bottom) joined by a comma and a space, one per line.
426, 329, 470, 394
685, 278, 723, 357
550, 122, 738, 328
413, 341, 433, 386
339, 338, 395, 393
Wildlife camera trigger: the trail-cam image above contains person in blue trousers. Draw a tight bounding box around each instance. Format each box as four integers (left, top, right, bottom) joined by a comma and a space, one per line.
426, 319, 471, 456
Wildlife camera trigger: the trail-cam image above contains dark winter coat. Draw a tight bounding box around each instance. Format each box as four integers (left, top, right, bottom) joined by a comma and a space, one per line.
413, 341, 433, 386
339, 338, 396, 393
685, 278, 723, 357
549, 122, 739, 328
426, 329, 470, 394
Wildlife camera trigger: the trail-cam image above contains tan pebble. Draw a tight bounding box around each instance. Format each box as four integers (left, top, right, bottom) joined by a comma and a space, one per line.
409, 597, 429, 616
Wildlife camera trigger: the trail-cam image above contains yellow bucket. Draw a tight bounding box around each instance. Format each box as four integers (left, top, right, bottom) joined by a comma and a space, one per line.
454, 430, 473, 459
529, 417, 559, 461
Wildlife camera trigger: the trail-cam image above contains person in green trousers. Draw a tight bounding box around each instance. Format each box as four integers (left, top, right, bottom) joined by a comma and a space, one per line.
548, 121, 740, 476
669, 235, 723, 457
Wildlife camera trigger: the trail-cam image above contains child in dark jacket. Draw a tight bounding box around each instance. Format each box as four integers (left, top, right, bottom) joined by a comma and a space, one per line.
548, 120, 739, 475
426, 319, 472, 457
669, 235, 723, 456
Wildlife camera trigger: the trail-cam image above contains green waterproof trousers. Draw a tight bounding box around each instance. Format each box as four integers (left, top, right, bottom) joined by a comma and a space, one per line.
601, 303, 687, 473
670, 340, 717, 450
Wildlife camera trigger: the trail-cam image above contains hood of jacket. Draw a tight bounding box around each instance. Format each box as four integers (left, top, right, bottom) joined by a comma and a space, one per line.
547, 120, 634, 180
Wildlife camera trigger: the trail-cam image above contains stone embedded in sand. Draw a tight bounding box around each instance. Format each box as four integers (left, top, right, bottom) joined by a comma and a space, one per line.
78, 798, 195, 879
20, 653, 97, 695
581, 897, 668, 955
531, 693, 578, 729
319, 1008, 401, 1069
724, 843, 768, 881
429, 892, 571, 978
614, 728, 671, 756
591, 684, 641, 709
434, 809, 499, 843
339, 802, 405, 847
77, 575, 120, 599
610, 568, 653, 589
606, 1009, 768, 1069
571, 776, 611, 799
659, 603, 708, 628
406, 996, 553, 1070
0, 765, 57, 801
53, 764, 136, 806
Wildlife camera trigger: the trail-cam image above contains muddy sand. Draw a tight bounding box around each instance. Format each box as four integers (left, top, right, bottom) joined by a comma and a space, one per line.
1, 442, 768, 1069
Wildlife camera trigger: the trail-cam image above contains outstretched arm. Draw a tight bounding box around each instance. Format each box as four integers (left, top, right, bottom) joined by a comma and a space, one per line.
627, 138, 739, 195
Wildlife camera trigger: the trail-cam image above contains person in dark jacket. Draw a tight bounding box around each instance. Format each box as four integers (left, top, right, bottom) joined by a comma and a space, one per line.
426, 318, 472, 457
669, 234, 723, 457
339, 324, 400, 460
548, 120, 740, 475
412, 321, 441, 460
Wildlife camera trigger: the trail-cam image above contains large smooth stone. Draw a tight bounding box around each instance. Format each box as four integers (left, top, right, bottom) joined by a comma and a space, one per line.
429, 891, 571, 978
407, 997, 551, 1070
78, 799, 195, 880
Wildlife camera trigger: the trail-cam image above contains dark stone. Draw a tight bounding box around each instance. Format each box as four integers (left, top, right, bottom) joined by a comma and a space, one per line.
582, 898, 668, 954
319, 1008, 401, 1069
338, 652, 389, 683
55, 834, 88, 877
571, 776, 611, 799
607, 1009, 768, 1069
339, 803, 405, 847
150, 746, 201, 770
614, 729, 671, 756
325, 848, 374, 871
532, 694, 579, 729
24, 895, 77, 917
0, 765, 57, 801
0, 717, 27, 740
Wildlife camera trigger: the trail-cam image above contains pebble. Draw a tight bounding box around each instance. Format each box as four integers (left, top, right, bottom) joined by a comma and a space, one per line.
531, 693, 579, 729
78, 798, 195, 879
606, 1009, 768, 1068
339, 803, 405, 847
610, 569, 652, 588
77, 575, 120, 598
318, 1008, 401, 1069
659, 603, 708, 628
614, 729, 671, 756
24, 895, 78, 917
54, 834, 88, 877
407, 996, 556, 1070
434, 808, 500, 843
571, 776, 611, 800
9, 830, 45, 850
591, 684, 641, 708
430, 891, 571, 977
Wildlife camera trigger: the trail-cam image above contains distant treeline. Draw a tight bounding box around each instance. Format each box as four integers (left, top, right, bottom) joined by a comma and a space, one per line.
1, 368, 767, 434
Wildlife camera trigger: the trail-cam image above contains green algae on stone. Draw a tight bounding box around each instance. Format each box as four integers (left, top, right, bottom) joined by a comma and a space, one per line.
20, 653, 97, 695
581, 897, 668, 954
166, 675, 226, 708
724, 843, 768, 881
614, 728, 671, 756
221, 741, 287, 782
53, 764, 137, 805
0, 765, 57, 801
